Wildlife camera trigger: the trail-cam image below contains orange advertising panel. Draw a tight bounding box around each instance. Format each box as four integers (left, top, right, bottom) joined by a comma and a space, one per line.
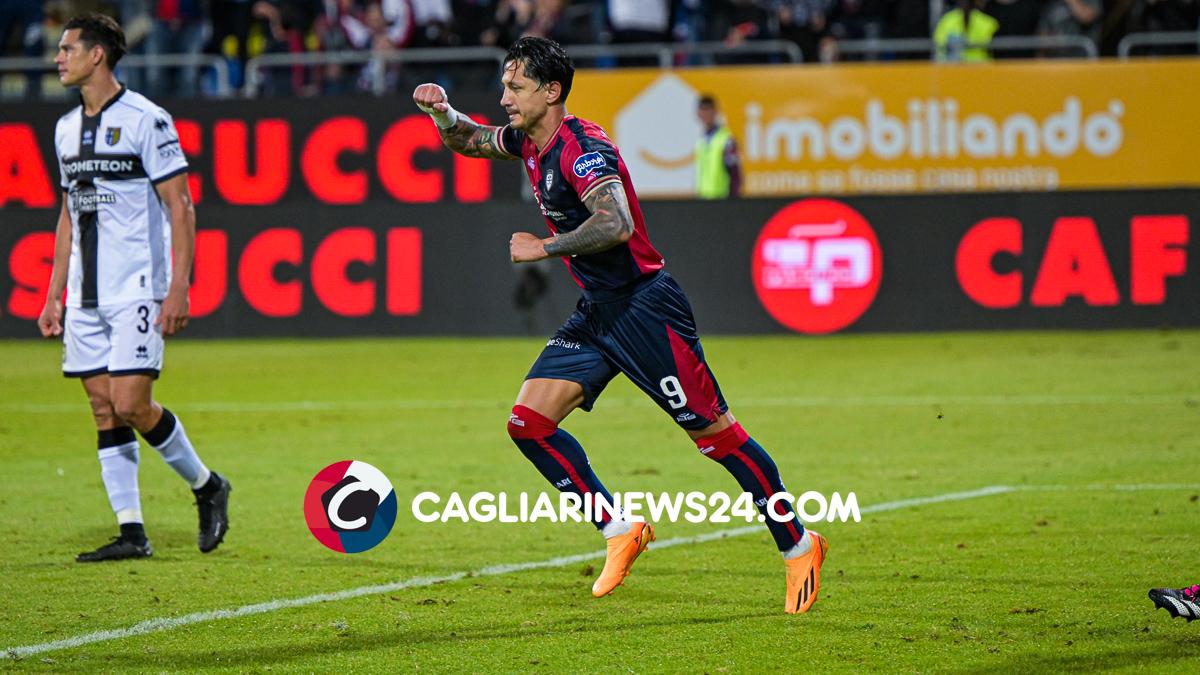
570, 60, 1200, 197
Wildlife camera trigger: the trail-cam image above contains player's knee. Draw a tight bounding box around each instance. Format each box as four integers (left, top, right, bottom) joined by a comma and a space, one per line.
507, 405, 557, 440
86, 393, 116, 427
694, 421, 748, 462
112, 398, 151, 426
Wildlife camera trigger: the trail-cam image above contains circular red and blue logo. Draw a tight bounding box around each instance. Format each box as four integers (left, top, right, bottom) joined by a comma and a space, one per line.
304, 460, 397, 553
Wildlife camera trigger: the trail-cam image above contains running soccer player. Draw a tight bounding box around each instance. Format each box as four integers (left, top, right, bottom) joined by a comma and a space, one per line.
37, 14, 231, 562
413, 37, 828, 613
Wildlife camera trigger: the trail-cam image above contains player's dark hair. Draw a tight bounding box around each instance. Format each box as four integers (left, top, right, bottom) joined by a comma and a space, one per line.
698, 95, 717, 108
64, 13, 127, 69
504, 36, 574, 105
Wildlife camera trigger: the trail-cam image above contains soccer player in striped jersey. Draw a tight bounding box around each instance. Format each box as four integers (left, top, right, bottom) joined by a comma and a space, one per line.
37, 14, 230, 562
413, 36, 828, 614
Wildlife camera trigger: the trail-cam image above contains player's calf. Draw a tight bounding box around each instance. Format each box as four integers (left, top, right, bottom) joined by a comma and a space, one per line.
507, 405, 618, 532
695, 421, 828, 613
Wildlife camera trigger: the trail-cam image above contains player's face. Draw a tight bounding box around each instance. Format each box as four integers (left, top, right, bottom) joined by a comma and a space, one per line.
56, 29, 99, 87
500, 60, 550, 132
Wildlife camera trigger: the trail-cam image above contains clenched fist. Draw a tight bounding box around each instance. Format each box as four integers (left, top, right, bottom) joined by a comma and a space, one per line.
413, 83, 450, 115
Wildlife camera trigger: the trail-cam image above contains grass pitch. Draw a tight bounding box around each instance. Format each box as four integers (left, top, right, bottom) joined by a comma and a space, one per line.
1, 330, 1198, 672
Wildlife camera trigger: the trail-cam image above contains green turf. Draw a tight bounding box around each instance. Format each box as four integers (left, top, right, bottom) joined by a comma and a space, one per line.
1, 331, 1198, 672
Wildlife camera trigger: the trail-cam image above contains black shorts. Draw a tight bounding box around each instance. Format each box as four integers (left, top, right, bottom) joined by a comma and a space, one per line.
526, 271, 729, 431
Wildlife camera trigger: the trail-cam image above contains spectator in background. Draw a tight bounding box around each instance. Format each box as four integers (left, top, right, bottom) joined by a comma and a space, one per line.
1038, 0, 1102, 47
885, 0, 930, 39
1135, 0, 1198, 32
695, 94, 742, 199
825, 0, 889, 42
408, 0, 454, 47
488, 0, 536, 47
716, 0, 773, 47
984, 0, 1041, 58
453, 0, 503, 45
0, 0, 45, 97
774, 0, 833, 63
522, 0, 576, 43
608, 0, 671, 42
251, 0, 322, 95
934, 0, 999, 61
211, 0, 255, 88
144, 0, 208, 97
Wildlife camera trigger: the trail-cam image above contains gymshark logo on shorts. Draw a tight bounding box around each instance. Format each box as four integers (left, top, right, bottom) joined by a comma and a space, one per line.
573, 152, 605, 178
546, 338, 581, 350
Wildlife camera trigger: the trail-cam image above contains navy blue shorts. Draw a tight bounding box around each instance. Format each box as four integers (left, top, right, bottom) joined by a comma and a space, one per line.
525, 271, 729, 431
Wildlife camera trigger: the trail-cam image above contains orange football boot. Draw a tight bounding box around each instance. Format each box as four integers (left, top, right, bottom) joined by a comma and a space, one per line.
592, 521, 655, 597
785, 530, 829, 614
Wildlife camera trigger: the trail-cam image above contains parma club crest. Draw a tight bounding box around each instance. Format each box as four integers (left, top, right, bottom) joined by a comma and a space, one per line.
104, 127, 121, 145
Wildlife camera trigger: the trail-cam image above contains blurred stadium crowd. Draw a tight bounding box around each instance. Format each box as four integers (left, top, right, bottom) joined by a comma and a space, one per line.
1, 0, 1196, 98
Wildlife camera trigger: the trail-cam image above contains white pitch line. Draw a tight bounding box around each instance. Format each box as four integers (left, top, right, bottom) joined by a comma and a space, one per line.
5, 482, 1199, 660
3, 393, 1196, 414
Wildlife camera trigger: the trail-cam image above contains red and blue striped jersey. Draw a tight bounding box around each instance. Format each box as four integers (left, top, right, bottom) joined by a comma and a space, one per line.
500, 115, 664, 297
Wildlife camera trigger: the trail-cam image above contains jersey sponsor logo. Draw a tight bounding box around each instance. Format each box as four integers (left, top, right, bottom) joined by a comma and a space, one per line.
572, 151, 606, 178
69, 187, 117, 213
62, 157, 139, 179
158, 140, 182, 158
753, 199, 882, 334
105, 127, 121, 145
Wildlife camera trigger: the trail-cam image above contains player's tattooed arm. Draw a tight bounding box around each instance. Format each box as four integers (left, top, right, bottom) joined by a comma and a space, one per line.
440, 117, 515, 160
543, 181, 634, 257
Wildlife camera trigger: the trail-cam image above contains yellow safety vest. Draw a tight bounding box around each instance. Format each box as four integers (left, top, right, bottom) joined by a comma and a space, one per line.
696, 126, 733, 199
934, 9, 999, 63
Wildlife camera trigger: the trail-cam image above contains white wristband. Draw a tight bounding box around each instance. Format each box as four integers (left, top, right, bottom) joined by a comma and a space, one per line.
427, 105, 459, 130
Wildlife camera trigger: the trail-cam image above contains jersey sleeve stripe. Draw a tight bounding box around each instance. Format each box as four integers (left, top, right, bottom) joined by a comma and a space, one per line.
150, 166, 188, 185
497, 125, 520, 158
579, 175, 622, 203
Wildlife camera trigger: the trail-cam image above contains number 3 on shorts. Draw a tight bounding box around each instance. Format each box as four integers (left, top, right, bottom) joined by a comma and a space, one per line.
659, 375, 688, 409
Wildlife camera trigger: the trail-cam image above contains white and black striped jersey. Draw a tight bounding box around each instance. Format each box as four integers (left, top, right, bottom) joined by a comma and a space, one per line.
55, 86, 188, 309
